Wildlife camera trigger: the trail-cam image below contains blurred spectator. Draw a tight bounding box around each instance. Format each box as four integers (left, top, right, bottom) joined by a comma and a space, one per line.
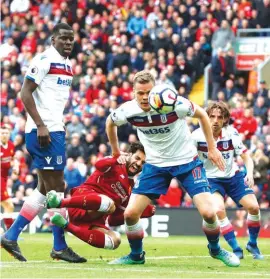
253, 97, 268, 121
253, 149, 269, 190
233, 108, 258, 142
221, 79, 239, 101
38, 213, 52, 233
66, 115, 85, 139
0, 38, 18, 59
255, 0, 270, 28
211, 20, 235, 53
9, 172, 24, 196
181, 193, 194, 208
24, 174, 37, 193
211, 48, 225, 99
127, 10, 146, 37
66, 133, 85, 160
254, 80, 269, 100
64, 158, 84, 193
157, 179, 182, 208
224, 48, 236, 80
10, 0, 30, 14
130, 48, 145, 72
39, 0, 52, 18
12, 190, 25, 206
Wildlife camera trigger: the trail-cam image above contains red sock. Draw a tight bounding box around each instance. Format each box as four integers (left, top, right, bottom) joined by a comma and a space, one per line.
4, 218, 14, 230
66, 222, 105, 248
61, 194, 101, 210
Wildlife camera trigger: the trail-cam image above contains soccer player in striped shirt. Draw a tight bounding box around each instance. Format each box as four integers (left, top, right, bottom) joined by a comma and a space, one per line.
1, 23, 85, 263
106, 71, 240, 267
192, 102, 263, 260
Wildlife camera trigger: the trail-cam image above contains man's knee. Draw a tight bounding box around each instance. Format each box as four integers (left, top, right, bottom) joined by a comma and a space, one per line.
104, 231, 121, 250
246, 203, 260, 214
200, 207, 217, 223
98, 195, 115, 214
215, 204, 226, 219
124, 208, 141, 223
111, 232, 121, 249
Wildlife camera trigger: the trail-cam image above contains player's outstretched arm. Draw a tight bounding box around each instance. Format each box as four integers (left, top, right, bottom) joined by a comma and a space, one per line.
21, 79, 51, 147
241, 152, 255, 188
106, 116, 121, 157
193, 105, 225, 171
95, 155, 130, 172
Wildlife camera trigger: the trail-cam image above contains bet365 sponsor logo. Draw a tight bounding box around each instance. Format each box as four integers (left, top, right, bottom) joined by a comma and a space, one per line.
139, 127, 170, 135
57, 77, 72, 86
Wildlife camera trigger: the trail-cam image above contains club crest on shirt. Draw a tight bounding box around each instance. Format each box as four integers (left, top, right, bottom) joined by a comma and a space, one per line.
223, 142, 229, 150
160, 115, 167, 123
56, 156, 63, 165
30, 66, 38, 75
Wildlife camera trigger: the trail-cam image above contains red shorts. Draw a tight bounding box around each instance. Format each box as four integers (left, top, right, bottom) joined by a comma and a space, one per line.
68, 186, 109, 230
1, 177, 10, 202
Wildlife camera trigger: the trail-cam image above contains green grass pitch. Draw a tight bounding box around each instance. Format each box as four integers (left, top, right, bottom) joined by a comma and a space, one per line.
1, 234, 270, 278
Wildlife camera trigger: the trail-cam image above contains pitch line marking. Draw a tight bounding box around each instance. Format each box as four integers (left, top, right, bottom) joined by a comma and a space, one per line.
1, 264, 270, 277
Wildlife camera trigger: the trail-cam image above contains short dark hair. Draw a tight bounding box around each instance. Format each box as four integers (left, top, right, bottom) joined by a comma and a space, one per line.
206, 101, 231, 127
128, 142, 145, 155
52, 23, 73, 36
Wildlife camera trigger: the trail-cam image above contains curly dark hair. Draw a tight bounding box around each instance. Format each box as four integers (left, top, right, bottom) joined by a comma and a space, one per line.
127, 142, 145, 155
206, 101, 231, 127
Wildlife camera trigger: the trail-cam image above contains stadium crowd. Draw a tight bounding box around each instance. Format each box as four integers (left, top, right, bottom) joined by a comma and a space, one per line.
1, 0, 270, 209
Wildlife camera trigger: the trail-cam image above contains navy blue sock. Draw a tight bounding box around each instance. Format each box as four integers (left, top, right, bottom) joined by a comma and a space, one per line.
129, 239, 143, 256
248, 226, 260, 245
203, 222, 220, 254
52, 226, 67, 251
224, 231, 240, 251
5, 216, 29, 241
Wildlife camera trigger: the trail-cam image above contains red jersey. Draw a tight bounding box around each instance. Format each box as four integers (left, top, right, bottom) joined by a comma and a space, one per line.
81, 157, 134, 207
0, 141, 15, 179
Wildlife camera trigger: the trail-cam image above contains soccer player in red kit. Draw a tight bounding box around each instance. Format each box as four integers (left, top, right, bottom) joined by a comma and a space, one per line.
47, 142, 155, 251
0, 125, 16, 230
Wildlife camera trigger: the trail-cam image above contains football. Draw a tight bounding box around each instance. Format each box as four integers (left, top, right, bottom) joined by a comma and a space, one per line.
148, 84, 178, 114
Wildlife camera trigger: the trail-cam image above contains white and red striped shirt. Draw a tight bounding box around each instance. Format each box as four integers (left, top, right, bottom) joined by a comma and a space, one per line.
111, 97, 198, 167
25, 46, 73, 132
191, 126, 247, 178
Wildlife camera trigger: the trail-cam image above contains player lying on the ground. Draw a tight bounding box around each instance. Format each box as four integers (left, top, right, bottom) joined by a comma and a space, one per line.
192, 101, 263, 260
47, 142, 155, 251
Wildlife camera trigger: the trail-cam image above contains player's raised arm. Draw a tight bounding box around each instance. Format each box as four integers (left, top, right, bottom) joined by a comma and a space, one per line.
106, 116, 121, 157
21, 76, 51, 148
95, 155, 130, 173
193, 105, 225, 172
106, 102, 129, 157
